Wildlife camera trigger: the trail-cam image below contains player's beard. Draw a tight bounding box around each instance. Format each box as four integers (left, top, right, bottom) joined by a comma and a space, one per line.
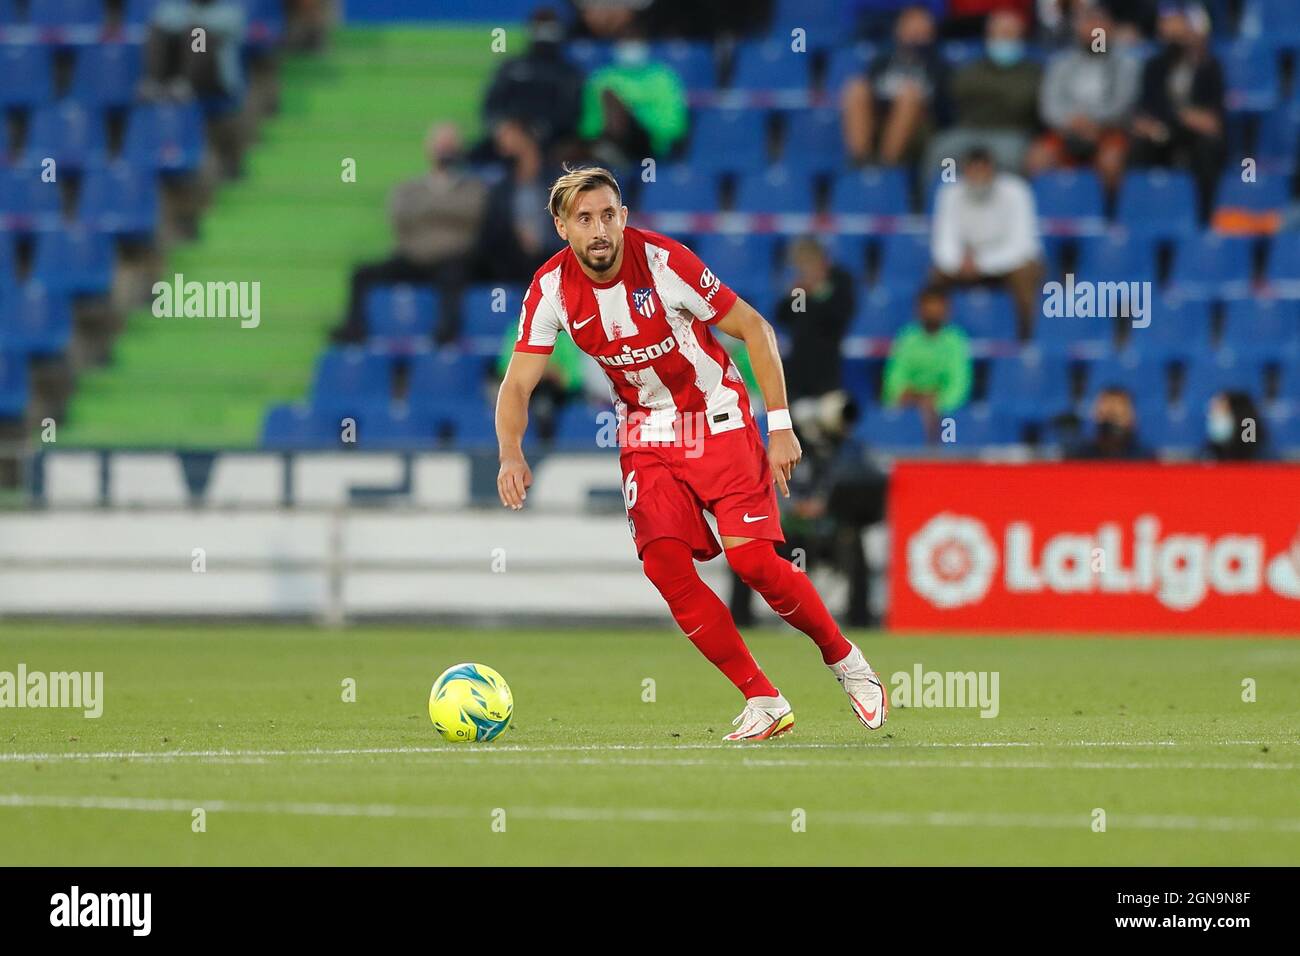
578, 237, 621, 277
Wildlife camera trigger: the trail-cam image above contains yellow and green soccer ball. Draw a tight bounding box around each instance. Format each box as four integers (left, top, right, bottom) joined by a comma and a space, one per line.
428, 663, 513, 742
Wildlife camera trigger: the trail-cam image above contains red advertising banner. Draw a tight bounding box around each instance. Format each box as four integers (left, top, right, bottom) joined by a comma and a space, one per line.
887, 463, 1300, 634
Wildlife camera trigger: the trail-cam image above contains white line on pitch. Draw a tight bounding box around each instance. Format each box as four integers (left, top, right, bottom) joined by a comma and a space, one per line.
0, 793, 1298, 834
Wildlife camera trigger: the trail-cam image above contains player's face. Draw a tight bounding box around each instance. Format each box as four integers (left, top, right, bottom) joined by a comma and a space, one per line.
556, 187, 627, 277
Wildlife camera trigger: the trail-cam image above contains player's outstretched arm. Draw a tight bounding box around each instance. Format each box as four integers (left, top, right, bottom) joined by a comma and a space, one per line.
495, 350, 549, 510
713, 298, 802, 497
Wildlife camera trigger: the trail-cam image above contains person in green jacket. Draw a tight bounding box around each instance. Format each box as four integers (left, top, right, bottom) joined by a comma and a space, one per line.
882, 284, 971, 436
579, 41, 687, 165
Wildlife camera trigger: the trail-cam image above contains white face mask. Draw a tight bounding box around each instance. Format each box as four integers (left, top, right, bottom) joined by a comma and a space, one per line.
1207, 410, 1234, 444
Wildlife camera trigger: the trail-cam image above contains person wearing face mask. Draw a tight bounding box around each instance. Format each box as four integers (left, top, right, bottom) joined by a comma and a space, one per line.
1067, 386, 1152, 460
1129, 3, 1225, 222
841, 4, 949, 167
1205, 391, 1267, 461
930, 147, 1044, 339
577, 37, 688, 168
925, 10, 1043, 176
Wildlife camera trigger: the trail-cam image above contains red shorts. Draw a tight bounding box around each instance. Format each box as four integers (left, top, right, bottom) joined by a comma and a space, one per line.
618, 423, 784, 562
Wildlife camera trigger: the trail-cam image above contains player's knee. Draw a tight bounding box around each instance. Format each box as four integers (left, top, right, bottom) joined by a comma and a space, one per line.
642, 538, 698, 603
726, 541, 784, 592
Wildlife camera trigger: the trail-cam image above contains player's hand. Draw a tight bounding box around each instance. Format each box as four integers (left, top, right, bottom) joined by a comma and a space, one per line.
497, 455, 533, 510
768, 429, 801, 498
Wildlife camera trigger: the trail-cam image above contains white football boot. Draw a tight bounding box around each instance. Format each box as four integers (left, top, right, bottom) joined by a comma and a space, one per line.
828, 643, 888, 730
723, 694, 795, 741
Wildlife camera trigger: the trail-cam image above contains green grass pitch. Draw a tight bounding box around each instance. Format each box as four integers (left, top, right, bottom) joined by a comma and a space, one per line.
1, 624, 1297, 865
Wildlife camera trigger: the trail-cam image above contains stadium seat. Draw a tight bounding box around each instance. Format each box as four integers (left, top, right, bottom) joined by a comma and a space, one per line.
1181, 355, 1268, 410
857, 404, 929, 447
22, 103, 109, 172
1084, 355, 1172, 406
0, 348, 28, 420
408, 351, 488, 402
873, 232, 930, 295
0, 165, 64, 230
1116, 170, 1198, 239
122, 102, 207, 174
814, 233, 868, 279
1034, 308, 1114, 357
70, 44, 143, 109
29, 0, 104, 29
1213, 169, 1287, 224
692, 233, 777, 307
848, 286, 909, 339
123, 0, 163, 26
687, 108, 768, 174
31, 225, 114, 296
823, 42, 875, 94
1220, 39, 1280, 111
261, 403, 334, 450
0, 43, 54, 108
949, 289, 1016, 340
770, 0, 848, 47
552, 402, 606, 450
830, 167, 910, 218
435, 395, 496, 447
733, 165, 816, 214
1138, 402, 1202, 449
363, 284, 439, 343
985, 354, 1072, 422
780, 108, 843, 174
1255, 100, 1300, 168
1264, 231, 1300, 295
310, 348, 393, 413
650, 40, 716, 89
1031, 170, 1105, 224
730, 39, 812, 91
1130, 295, 1213, 361
1221, 298, 1300, 358
0, 281, 72, 358
344, 400, 438, 450
1075, 233, 1157, 286
637, 162, 719, 214
462, 284, 523, 339
1166, 233, 1254, 300
0, 232, 15, 291
942, 405, 1019, 446
79, 163, 159, 235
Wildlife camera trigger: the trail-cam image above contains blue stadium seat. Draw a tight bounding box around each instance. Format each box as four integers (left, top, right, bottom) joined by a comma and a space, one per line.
950, 289, 1016, 340
1031, 170, 1104, 222
1220, 299, 1300, 357
0, 281, 72, 357
1138, 402, 1202, 449
310, 349, 393, 413
687, 108, 768, 174
1167, 233, 1254, 300
563, 39, 612, 74
637, 162, 719, 213
79, 163, 159, 235
650, 40, 715, 89
857, 404, 928, 447
261, 403, 334, 450
122, 102, 206, 173
123, 0, 163, 26
815, 233, 868, 278
1116, 170, 1198, 238
1262, 402, 1300, 450
31, 225, 113, 296
0, 232, 15, 291
692, 233, 777, 307
1084, 355, 1171, 405
0, 348, 27, 420
436, 396, 496, 447
462, 284, 523, 338
552, 402, 606, 450
830, 167, 909, 218
873, 232, 929, 295
848, 286, 909, 338
1220, 39, 1279, 111
1131, 295, 1212, 361
1075, 233, 1157, 286
730, 39, 811, 91
0, 0, 22, 24
240, 0, 287, 47
1255, 100, 1300, 167
0, 165, 64, 229
1214, 169, 1287, 220
823, 42, 874, 94
70, 44, 143, 109
1181, 356, 1268, 409
733, 165, 815, 214
1264, 231, 1300, 294
0, 44, 54, 108
22, 103, 108, 171
363, 284, 438, 342
770, 0, 849, 47
345, 401, 438, 450
985, 354, 1072, 421
1035, 308, 1114, 356
942, 406, 1019, 446
408, 351, 488, 402
781, 108, 843, 174
29, 0, 103, 29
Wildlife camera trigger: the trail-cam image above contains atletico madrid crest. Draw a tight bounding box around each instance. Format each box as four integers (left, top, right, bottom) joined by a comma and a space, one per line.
632, 287, 658, 318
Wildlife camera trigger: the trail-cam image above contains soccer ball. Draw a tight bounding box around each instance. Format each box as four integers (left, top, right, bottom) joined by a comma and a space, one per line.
428, 663, 513, 743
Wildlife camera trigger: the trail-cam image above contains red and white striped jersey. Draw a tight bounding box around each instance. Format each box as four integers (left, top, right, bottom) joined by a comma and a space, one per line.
514, 226, 751, 445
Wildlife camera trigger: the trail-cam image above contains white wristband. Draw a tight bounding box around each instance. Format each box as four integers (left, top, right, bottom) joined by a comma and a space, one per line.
766, 408, 793, 433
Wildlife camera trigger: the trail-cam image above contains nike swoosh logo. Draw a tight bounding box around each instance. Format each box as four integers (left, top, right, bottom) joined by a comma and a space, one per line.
777, 602, 801, 618
684, 625, 703, 638
742, 513, 768, 523
573, 314, 597, 330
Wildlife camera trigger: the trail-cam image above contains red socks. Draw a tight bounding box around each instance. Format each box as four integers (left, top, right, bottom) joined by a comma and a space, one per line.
641, 538, 778, 699
725, 539, 852, 665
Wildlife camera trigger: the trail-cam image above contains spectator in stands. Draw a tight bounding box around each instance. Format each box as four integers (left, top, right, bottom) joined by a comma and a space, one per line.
1067, 386, 1151, 459
141, 0, 247, 104
926, 9, 1042, 176
333, 124, 487, 345
931, 147, 1044, 339
474, 120, 567, 284
841, 4, 948, 167
1129, 3, 1225, 221
578, 37, 688, 167
1027, 6, 1141, 194
1205, 390, 1267, 461
477, 9, 584, 160
774, 238, 856, 404
882, 284, 972, 438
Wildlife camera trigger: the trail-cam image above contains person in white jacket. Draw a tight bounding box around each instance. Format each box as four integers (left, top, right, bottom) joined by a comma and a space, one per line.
930, 146, 1044, 340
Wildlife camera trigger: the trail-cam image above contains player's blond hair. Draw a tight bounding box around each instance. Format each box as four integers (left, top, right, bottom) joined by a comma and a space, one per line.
547, 165, 622, 220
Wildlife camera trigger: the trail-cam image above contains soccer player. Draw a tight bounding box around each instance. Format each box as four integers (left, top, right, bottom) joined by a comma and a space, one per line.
495, 166, 887, 740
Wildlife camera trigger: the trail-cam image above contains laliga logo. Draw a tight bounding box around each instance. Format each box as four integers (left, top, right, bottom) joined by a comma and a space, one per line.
908, 514, 1300, 611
